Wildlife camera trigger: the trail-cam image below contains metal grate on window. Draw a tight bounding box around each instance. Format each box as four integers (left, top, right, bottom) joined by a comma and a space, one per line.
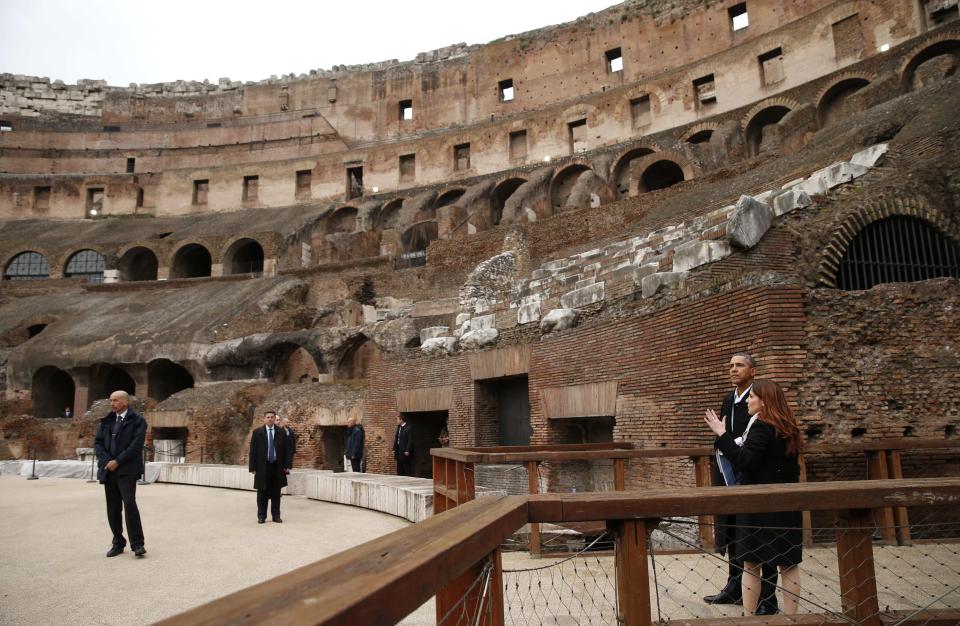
836, 216, 960, 290
4, 252, 50, 280
64, 249, 106, 283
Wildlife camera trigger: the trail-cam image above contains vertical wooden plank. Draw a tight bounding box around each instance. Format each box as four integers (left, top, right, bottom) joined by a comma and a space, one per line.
459, 461, 476, 505
436, 549, 504, 626
866, 451, 896, 542
433, 456, 446, 514
488, 549, 506, 626
446, 457, 457, 505
527, 461, 541, 556
613, 519, 653, 626
693, 455, 715, 550
798, 454, 813, 547
614, 458, 626, 491
886, 450, 911, 545
835, 509, 881, 626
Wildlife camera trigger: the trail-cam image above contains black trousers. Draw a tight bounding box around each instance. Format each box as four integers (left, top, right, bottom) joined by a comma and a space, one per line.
396, 456, 413, 476
256, 463, 282, 520
104, 472, 144, 549
727, 543, 779, 608
349, 457, 362, 472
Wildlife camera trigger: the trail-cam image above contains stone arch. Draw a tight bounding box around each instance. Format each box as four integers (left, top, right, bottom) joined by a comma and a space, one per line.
31, 366, 75, 418
147, 359, 195, 402
400, 221, 438, 261
170, 242, 212, 279
434, 188, 466, 210
610, 146, 659, 199
741, 98, 798, 158
899, 35, 960, 92
62, 248, 106, 283
632, 151, 698, 194
327, 206, 359, 234
88, 363, 136, 407
817, 195, 960, 287
222, 237, 265, 275
3, 250, 51, 281
549, 163, 593, 212
490, 177, 527, 226
682, 122, 721, 144
270, 343, 322, 384
117, 246, 158, 281
815, 73, 873, 128
337, 336, 382, 381
375, 198, 404, 230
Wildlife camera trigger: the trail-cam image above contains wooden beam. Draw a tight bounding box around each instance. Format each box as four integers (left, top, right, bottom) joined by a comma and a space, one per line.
613, 519, 653, 626
539, 380, 618, 419
527, 461, 541, 556
660, 610, 960, 625
692, 455, 715, 550
867, 450, 897, 542
836, 509, 881, 626
886, 450, 911, 545
798, 455, 813, 547
614, 458, 626, 491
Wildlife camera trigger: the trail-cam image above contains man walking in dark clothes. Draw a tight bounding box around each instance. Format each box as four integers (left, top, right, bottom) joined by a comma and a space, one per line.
393, 415, 413, 476
345, 416, 365, 472
94, 390, 147, 558
704, 353, 780, 615
280, 415, 297, 466
249, 410, 291, 523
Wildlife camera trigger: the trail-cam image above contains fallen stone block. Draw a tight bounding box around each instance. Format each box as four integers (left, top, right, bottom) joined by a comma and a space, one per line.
518, 300, 541, 324
672, 240, 731, 273
421, 336, 457, 355
560, 281, 605, 308
641, 271, 688, 298
459, 328, 498, 350
771, 188, 812, 217
540, 308, 579, 334
822, 161, 868, 189
470, 314, 496, 331
850, 143, 889, 168
727, 195, 773, 249
455, 312, 471, 326
419, 326, 449, 343
633, 263, 659, 287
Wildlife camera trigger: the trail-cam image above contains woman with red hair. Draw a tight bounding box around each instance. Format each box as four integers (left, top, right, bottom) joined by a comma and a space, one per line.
704, 378, 804, 615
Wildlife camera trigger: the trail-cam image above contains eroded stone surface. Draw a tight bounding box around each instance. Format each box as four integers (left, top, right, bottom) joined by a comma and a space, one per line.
727, 195, 773, 249
539, 308, 578, 334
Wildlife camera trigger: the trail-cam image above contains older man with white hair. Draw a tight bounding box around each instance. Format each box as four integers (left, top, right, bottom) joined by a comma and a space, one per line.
93, 390, 147, 558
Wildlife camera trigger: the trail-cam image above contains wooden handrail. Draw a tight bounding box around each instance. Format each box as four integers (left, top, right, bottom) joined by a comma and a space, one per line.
157, 495, 527, 626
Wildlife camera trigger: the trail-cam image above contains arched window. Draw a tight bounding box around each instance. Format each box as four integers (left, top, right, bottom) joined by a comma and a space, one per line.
4, 251, 50, 281
64, 249, 106, 283
836, 216, 960, 290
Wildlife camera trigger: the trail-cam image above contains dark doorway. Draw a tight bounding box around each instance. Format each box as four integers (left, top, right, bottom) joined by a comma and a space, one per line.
32, 366, 75, 418
88, 363, 136, 407
401, 411, 448, 478
170, 244, 212, 279
118, 247, 158, 281
320, 425, 349, 471
640, 160, 685, 192
147, 359, 195, 402
475, 375, 531, 446
224, 239, 264, 275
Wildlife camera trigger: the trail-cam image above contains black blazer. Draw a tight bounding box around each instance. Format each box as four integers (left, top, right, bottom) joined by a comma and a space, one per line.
722, 387, 753, 440
284, 427, 297, 462
715, 420, 800, 486
393, 423, 413, 460
248, 426, 290, 490
93, 409, 147, 482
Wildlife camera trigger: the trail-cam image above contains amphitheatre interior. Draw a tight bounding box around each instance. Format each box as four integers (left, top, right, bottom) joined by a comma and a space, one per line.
1, 0, 959, 538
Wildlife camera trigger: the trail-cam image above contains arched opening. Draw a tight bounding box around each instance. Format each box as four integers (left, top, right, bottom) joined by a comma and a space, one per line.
376, 199, 404, 230
271, 345, 321, 384
88, 363, 136, 407
835, 216, 960, 290
902, 41, 960, 92
490, 178, 526, 226
818, 78, 870, 127
31, 366, 75, 418
639, 160, 685, 192
223, 238, 264, 275
744, 106, 791, 157
337, 337, 381, 380
27, 324, 47, 338
687, 130, 714, 144
399, 221, 437, 267
327, 207, 358, 234
435, 189, 466, 210
550, 165, 591, 211
64, 249, 106, 283
118, 247, 158, 282
612, 149, 656, 199
4, 251, 50, 281
170, 244, 212, 279
147, 359, 195, 402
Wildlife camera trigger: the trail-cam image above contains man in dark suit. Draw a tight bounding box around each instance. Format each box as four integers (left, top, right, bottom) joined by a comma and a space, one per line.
93, 390, 147, 558
393, 415, 414, 476
280, 416, 297, 467
248, 410, 290, 523
345, 416, 365, 472
704, 353, 779, 615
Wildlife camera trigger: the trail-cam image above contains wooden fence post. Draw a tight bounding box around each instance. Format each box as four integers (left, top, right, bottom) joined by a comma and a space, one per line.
527, 460, 541, 556
885, 450, 911, 545
798, 455, 813, 547
693, 455, 715, 550
835, 508, 881, 626
612, 519, 653, 626
866, 450, 897, 542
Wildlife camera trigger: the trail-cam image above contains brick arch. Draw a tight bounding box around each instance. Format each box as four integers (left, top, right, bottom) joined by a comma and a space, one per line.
168, 239, 215, 279
375, 197, 405, 231
56, 244, 111, 276
434, 187, 467, 209
560, 103, 598, 124
327, 205, 360, 234
218, 233, 270, 262
740, 96, 801, 132
816, 195, 960, 287
549, 161, 595, 211
1, 247, 55, 280
622, 84, 668, 114
630, 150, 699, 195
220, 235, 267, 275
814, 71, 874, 128
898, 31, 960, 92
609, 144, 661, 199
680, 122, 722, 143
117, 240, 162, 261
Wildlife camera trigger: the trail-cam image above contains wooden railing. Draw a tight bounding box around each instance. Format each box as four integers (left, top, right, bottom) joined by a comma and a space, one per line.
433, 438, 960, 553
160, 477, 960, 626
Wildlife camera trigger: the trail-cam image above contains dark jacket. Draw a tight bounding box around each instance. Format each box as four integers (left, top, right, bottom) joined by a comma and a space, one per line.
346, 425, 365, 460
249, 425, 290, 490
93, 409, 147, 482
715, 420, 800, 487
284, 427, 297, 463
393, 423, 413, 460
711, 387, 752, 551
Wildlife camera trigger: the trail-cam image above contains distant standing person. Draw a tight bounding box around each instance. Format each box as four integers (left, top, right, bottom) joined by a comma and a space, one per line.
249, 410, 290, 523
93, 390, 147, 558
393, 416, 413, 476
345, 417, 365, 472
280, 416, 297, 467
64, 406, 72, 419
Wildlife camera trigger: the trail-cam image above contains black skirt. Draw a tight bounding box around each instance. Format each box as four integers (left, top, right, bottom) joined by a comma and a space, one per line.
736, 509, 803, 566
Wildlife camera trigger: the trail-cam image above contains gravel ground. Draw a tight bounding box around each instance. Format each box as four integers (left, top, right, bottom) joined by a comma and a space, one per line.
0, 476, 434, 625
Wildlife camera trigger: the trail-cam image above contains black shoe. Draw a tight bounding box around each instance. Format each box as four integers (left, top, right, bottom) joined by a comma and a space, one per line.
133, 546, 146, 558
703, 592, 743, 605
756, 602, 779, 616
106, 545, 125, 558
272, 517, 283, 523
258, 518, 266, 524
